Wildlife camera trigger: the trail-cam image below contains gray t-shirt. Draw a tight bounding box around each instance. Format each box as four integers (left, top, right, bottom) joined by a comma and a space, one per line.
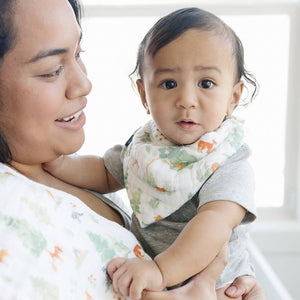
103, 142, 256, 288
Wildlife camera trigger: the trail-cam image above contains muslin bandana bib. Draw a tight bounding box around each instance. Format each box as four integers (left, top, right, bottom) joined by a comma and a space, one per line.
123, 116, 244, 228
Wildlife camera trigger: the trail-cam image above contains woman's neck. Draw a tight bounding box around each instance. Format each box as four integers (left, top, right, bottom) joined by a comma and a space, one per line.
10, 160, 54, 186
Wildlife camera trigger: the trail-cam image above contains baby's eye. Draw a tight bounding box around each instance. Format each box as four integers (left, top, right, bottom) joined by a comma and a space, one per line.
161, 80, 177, 89
199, 80, 214, 89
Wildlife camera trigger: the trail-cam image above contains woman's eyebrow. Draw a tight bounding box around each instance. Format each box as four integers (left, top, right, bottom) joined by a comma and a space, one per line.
27, 32, 82, 64
28, 48, 69, 63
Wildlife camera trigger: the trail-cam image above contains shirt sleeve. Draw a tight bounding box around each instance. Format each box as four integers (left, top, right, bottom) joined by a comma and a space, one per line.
103, 144, 126, 188
198, 144, 256, 224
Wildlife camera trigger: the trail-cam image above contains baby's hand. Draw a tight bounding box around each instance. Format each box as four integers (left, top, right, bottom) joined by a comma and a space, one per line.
107, 257, 165, 300
43, 155, 65, 175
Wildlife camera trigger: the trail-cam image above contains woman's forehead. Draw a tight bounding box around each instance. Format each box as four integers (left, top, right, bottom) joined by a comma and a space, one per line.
11, 0, 80, 61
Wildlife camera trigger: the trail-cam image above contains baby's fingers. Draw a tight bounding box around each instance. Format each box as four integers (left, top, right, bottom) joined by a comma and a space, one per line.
130, 278, 144, 300
116, 270, 133, 297
107, 257, 126, 279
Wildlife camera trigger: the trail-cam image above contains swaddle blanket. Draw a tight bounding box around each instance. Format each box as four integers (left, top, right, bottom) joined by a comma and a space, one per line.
0, 163, 148, 300
123, 116, 244, 228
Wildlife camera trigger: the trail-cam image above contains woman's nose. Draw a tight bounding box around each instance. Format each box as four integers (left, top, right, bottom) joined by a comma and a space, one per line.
66, 61, 92, 100
176, 86, 198, 109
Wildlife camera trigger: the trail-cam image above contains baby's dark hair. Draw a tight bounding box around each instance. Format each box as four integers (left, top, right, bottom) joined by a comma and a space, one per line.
131, 7, 258, 104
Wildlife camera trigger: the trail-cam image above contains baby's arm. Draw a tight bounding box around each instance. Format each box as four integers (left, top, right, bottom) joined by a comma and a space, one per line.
43, 155, 121, 193
154, 200, 246, 286
107, 200, 246, 299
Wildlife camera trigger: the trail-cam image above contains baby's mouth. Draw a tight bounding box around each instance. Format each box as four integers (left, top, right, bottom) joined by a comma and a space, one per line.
176, 120, 199, 129
177, 120, 197, 125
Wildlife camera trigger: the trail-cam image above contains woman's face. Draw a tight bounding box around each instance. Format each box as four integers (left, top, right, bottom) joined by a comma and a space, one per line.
0, 0, 92, 164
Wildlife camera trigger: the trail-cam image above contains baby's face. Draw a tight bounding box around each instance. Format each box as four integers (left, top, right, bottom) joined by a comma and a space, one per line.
137, 29, 243, 145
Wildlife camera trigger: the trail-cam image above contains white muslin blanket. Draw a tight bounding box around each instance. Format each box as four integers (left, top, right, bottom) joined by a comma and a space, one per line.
0, 163, 148, 300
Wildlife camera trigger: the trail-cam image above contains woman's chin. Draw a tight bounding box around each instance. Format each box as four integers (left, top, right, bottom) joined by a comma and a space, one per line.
56, 131, 85, 157
65, 135, 85, 155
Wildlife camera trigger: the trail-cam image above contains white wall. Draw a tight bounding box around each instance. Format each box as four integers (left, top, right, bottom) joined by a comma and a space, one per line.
251, 223, 300, 299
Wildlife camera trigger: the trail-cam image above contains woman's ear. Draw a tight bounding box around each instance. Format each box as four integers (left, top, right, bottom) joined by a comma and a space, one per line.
227, 81, 244, 115
136, 79, 150, 114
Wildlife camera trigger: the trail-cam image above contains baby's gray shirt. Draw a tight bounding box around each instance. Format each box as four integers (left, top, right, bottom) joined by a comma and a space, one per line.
103, 143, 256, 288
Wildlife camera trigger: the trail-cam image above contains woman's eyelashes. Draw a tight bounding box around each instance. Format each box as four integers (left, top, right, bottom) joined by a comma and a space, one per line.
75, 48, 85, 61
40, 65, 64, 78
39, 48, 85, 79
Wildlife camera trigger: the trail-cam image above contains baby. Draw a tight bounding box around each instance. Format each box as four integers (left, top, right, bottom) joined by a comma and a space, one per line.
45, 7, 258, 300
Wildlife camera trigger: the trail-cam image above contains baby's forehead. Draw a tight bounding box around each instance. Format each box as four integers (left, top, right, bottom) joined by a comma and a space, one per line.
148, 26, 236, 55
149, 29, 236, 61
143, 30, 236, 74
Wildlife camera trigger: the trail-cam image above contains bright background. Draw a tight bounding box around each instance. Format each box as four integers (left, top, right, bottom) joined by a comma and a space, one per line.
79, 14, 289, 208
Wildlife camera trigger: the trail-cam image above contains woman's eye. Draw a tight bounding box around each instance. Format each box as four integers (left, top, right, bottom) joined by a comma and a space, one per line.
161, 80, 177, 89
75, 48, 85, 61
40, 65, 64, 78
199, 80, 214, 89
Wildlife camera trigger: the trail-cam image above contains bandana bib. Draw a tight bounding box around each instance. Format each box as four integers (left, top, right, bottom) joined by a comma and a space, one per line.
123, 117, 244, 228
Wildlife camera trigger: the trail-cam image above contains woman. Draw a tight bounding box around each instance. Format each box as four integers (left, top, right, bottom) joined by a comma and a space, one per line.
0, 0, 266, 299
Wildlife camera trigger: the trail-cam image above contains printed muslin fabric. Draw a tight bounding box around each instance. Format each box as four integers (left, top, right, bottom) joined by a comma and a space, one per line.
123, 116, 244, 227
0, 163, 148, 300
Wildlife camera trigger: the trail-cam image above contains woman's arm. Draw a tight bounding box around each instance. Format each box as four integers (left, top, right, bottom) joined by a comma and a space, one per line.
43, 154, 121, 193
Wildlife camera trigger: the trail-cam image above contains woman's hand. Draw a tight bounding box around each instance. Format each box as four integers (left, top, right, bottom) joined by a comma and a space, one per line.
225, 276, 267, 300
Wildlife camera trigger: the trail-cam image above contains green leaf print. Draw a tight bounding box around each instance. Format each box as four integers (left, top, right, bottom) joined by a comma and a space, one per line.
22, 197, 52, 225
150, 198, 160, 209
147, 173, 157, 188
30, 277, 59, 300
146, 145, 151, 153
87, 232, 116, 262
130, 188, 142, 214
230, 126, 244, 149
158, 147, 197, 170
87, 232, 131, 262
0, 213, 47, 257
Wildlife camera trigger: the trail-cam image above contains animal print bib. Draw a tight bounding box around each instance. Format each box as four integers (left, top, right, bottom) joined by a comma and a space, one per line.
123, 117, 244, 227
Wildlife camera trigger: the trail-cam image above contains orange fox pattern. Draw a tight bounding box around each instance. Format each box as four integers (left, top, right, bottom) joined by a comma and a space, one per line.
197, 139, 217, 153
0, 249, 9, 264
133, 244, 144, 259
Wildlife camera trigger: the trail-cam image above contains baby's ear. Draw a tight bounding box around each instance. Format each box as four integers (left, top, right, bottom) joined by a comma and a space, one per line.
136, 79, 150, 114
227, 81, 244, 115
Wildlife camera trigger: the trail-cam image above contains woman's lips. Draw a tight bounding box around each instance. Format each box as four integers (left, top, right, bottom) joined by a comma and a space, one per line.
56, 109, 83, 123
55, 110, 86, 130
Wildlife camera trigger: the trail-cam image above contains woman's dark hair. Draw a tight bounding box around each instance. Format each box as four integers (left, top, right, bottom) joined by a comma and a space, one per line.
0, 0, 82, 164
131, 7, 258, 104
